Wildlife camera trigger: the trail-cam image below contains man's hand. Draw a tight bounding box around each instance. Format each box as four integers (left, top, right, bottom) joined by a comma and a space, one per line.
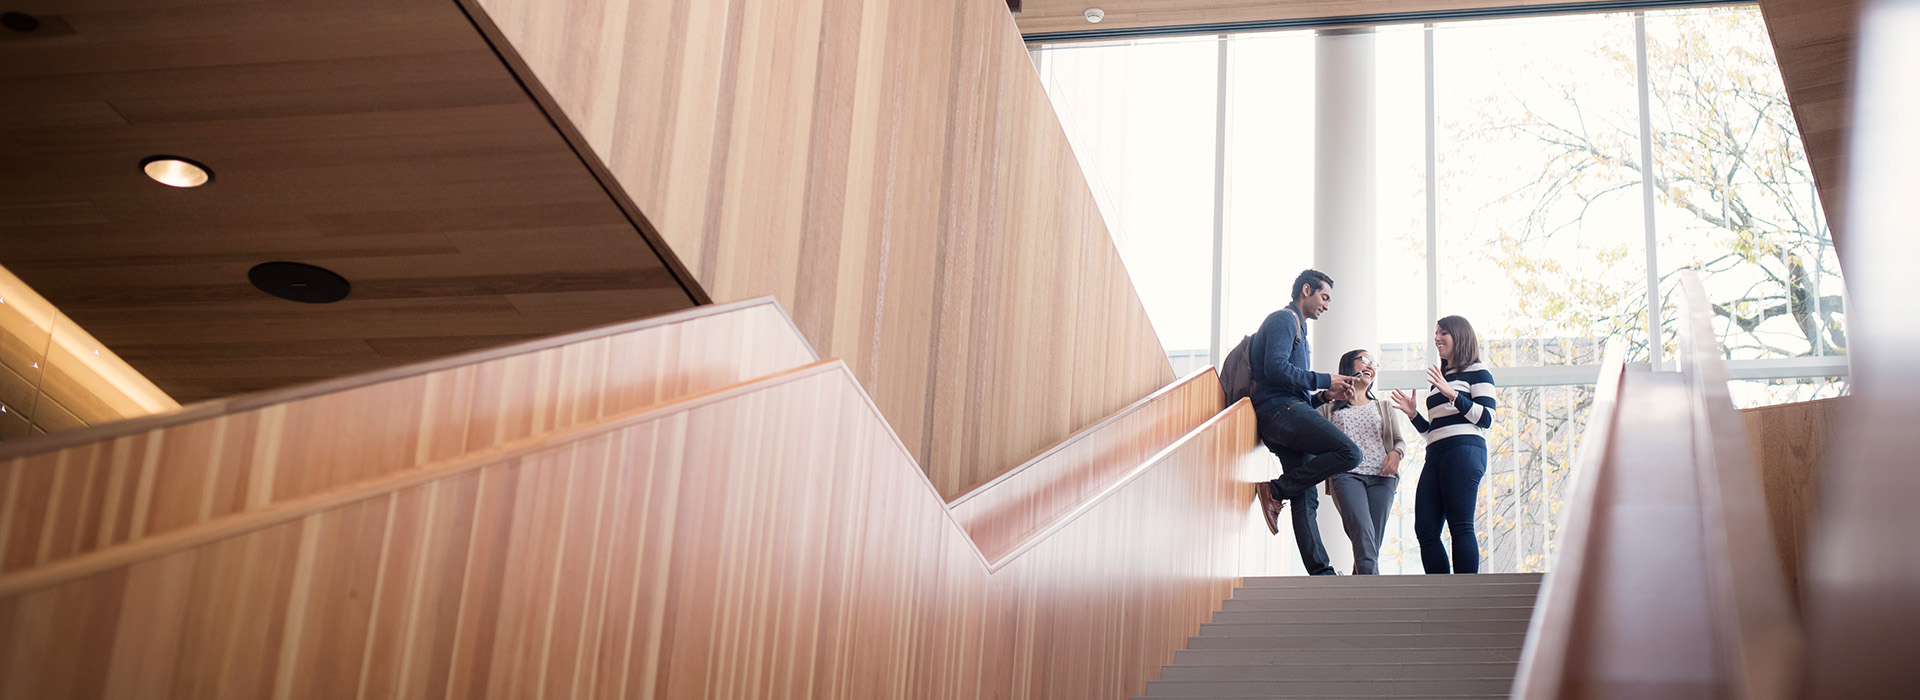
1327, 375, 1359, 400
1382, 451, 1402, 477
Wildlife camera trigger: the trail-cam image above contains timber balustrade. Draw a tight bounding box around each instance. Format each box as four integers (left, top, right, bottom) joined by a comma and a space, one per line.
1512, 271, 1801, 699
0, 297, 817, 577
0, 358, 1270, 699
948, 367, 1225, 564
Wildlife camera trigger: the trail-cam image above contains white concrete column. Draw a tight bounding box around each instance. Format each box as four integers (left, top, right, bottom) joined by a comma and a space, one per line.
1312, 27, 1377, 575
1313, 27, 1378, 374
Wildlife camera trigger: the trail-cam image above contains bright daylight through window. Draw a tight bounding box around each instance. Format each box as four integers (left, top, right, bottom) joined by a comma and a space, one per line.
1032, 4, 1844, 574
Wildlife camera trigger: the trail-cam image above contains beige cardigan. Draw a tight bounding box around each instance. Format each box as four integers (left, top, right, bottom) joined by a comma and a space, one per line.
1317, 397, 1409, 477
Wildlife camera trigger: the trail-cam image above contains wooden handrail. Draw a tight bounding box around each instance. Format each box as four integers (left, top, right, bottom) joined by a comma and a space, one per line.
0, 296, 813, 461
0, 359, 1252, 593
1674, 274, 1804, 699
0, 360, 845, 598
0, 355, 1269, 699
1512, 270, 1802, 699
948, 367, 1223, 562
1510, 341, 1628, 700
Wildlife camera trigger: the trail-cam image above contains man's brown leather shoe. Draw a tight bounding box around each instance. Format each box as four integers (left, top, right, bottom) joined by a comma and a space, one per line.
1255, 481, 1284, 535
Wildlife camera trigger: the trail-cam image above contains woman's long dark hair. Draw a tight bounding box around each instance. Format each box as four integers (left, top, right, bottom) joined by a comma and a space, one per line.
1437, 315, 1481, 372
1337, 348, 1376, 407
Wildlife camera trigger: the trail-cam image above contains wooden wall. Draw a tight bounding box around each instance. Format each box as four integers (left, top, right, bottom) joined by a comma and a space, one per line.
464, 0, 1176, 496
1741, 395, 1842, 602
1757, 0, 1859, 249
0, 298, 814, 577
950, 367, 1222, 563
0, 360, 1272, 700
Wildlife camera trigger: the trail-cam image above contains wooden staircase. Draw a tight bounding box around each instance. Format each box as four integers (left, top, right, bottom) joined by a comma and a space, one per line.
1143, 573, 1542, 699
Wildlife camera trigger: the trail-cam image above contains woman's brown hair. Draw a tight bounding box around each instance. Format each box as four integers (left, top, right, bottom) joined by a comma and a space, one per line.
1437, 315, 1481, 371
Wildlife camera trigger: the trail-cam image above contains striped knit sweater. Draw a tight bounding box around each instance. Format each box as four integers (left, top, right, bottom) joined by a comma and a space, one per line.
1410, 362, 1497, 445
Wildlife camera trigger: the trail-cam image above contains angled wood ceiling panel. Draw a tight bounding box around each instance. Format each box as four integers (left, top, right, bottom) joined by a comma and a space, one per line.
0, 0, 700, 405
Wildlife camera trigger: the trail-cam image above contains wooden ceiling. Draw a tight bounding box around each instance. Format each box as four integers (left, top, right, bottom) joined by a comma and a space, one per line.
1015, 0, 1861, 252
0, 0, 700, 404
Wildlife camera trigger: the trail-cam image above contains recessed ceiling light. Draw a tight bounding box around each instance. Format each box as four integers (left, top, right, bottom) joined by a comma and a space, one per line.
0, 12, 38, 33
249, 262, 351, 304
141, 155, 213, 188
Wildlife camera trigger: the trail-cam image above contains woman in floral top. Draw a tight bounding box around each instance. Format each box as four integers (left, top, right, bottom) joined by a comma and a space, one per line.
1316, 349, 1410, 575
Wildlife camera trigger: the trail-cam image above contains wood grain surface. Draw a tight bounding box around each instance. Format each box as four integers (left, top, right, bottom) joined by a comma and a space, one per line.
1740, 395, 1840, 603
0, 359, 1273, 700
466, 0, 1176, 496
0, 0, 700, 404
1513, 273, 1801, 700
0, 298, 814, 578
1756, 0, 1859, 250
950, 367, 1223, 563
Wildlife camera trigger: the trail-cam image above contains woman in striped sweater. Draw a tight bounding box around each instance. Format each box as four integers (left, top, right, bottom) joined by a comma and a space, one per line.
1391, 315, 1497, 574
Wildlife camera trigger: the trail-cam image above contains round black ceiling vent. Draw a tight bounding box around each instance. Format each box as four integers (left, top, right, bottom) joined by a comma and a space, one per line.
1, 12, 39, 33
248, 262, 351, 304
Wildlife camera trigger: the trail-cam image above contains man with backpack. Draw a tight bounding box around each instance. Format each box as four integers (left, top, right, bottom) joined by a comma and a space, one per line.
1245, 269, 1363, 575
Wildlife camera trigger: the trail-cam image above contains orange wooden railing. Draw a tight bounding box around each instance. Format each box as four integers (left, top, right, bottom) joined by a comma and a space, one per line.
0, 297, 815, 577
1512, 272, 1802, 699
0, 358, 1268, 699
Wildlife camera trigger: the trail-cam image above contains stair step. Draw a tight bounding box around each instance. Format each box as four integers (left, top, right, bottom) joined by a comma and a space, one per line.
1143, 678, 1513, 697
1212, 606, 1535, 623
1184, 632, 1525, 651
1230, 583, 1540, 599
1238, 573, 1542, 587
1159, 661, 1518, 682
1174, 648, 1524, 665
1221, 594, 1538, 608
1197, 619, 1530, 637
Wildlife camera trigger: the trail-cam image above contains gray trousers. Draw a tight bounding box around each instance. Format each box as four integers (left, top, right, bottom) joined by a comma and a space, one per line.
1327, 473, 1399, 575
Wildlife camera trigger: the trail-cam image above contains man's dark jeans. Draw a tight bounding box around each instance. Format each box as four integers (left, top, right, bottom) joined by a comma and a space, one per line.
1257, 397, 1362, 575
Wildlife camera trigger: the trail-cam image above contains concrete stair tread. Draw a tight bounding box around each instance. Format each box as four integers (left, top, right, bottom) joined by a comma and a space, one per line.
1175, 648, 1525, 664
1149, 572, 1539, 699
1198, 620, 1529, 636
1159, 661, 1517, 681
1221, 595, 1537, 609
1143, 678, 1513, 697
1213, 607, 1535, 623
1238, 573, 1542, 587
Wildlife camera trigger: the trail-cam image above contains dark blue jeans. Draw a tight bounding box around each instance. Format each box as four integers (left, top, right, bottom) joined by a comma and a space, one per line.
1415, 436, 1487, 574
1257, 397, 1361, 576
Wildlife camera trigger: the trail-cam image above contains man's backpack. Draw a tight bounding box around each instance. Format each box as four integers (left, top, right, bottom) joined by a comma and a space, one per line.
1218, 310, 1304, 407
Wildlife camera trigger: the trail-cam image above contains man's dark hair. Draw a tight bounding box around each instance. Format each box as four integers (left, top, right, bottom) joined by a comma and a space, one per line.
1291, 269, 1334, 301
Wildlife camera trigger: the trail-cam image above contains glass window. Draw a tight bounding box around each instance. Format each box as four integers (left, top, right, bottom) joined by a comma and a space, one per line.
1219, 31, 1316, 356
1374, 25, 1431, 372
1039, 38, 1222, 373
1434, 13, 1648, 368
1033, 4, 1846, 571
1647, 7, 1847, 366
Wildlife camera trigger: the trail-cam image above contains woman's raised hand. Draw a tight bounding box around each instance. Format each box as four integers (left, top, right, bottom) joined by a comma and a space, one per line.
1426, 366, 1457, 401
1390, 389, 1419, 418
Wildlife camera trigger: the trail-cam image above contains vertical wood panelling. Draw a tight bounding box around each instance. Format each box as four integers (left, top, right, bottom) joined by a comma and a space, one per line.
0, 299, 814, 577
464, 0, 1177, 496
949, 368, 1222, 563
1757, 0, 1859, 248
1741, 395, 1841, 602
0, 360, 1270, 699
